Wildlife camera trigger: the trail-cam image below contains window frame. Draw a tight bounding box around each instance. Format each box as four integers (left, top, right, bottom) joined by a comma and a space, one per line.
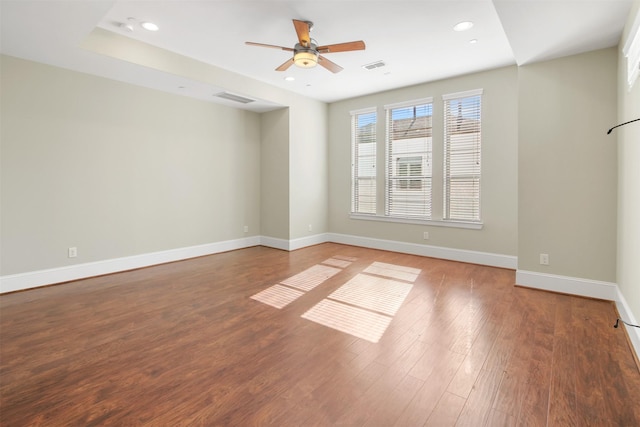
350, 107, 378, 215
348, 91, 484, 231
384, 98, 434, 219
443, 89, 483, 223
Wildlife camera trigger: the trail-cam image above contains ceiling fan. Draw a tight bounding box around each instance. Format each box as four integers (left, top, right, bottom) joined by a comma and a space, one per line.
245, 19, 366, 73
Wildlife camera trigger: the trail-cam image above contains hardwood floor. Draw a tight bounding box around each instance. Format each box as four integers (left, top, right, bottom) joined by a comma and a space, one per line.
1, 243, 639, 426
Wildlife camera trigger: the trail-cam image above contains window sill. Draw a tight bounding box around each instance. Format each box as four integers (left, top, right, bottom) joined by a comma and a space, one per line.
349, 213, 483, 230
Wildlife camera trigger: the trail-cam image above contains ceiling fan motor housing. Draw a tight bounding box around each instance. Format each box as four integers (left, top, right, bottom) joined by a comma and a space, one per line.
294, 43, 319, 68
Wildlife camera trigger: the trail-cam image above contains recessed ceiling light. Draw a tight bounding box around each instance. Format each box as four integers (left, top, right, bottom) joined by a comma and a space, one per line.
453, 21, 474, 32
284, 76, 295, 81
141, 22, 159, 31
469, 39, 478, 44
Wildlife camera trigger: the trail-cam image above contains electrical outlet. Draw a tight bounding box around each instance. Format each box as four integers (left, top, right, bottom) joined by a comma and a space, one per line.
68, 247, 78, 258
308, 224, 313, 232
243, 225, 248, 233
539, 253, 549, 265
423, 232, 429, 240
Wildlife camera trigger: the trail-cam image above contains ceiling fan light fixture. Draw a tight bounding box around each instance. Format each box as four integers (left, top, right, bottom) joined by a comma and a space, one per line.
294, 50, 318, 68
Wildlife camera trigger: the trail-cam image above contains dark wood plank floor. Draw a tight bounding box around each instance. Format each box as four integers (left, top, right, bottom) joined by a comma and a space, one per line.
1, 243, 639, 426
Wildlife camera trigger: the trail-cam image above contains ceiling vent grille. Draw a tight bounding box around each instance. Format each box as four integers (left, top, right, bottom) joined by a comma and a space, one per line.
215, 92, 255, 104
363, 60, 386, 70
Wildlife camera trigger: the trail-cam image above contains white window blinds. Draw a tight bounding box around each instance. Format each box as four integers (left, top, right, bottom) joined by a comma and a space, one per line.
351, 108, 377, 214
623, 10, 640, 90
385, 99, 433, 218
443, 90, 482, 222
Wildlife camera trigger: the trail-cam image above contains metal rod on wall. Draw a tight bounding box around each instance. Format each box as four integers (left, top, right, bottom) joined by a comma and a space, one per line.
607, 118, 640, 134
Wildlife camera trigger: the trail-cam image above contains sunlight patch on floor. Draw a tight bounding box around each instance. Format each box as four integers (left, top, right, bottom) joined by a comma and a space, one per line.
301, 299, 392, 343
303, 261, 421, 342
250, 285, 305, 309
363, 261, 421, 282
321, 257, 353, 269
250, 258, 422, 341
251, 256, 356, 309
281, 264, 342, 291
327, 274, 413, 316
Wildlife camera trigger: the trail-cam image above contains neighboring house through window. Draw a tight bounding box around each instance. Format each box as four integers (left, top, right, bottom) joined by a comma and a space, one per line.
351, 108, 377, 215
385, 99, 433, 218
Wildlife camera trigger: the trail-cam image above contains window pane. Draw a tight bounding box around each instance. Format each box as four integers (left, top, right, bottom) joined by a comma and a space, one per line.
386, 103, 433, 218
352, 111, 377, 214
444, 93, 481, 222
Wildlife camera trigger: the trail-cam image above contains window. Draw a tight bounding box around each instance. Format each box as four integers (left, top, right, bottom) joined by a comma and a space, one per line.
385, 99, 433, 218
443, 90, 482, 222
349, 90, 483, 229
351, 108, 377, 214
623, 10, 640, 90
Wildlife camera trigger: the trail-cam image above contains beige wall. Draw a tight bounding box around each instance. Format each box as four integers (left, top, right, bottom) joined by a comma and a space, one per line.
328, 66, 519, 256
2, 25, 332, 277
1, 55, 261, 275
260, 108, 290, 240
289, 101, 329, 239
83, 27, 330, 243
518, 48, 618, 282
617, 1, 640, 321
259, 103, 330, 242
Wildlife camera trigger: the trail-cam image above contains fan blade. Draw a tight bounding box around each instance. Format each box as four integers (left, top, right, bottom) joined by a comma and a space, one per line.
317, 40, 366, 54
318, 55, 343, 73
246, 41, 294, 52
293, 19, 311, 47
275, 58, 295, 71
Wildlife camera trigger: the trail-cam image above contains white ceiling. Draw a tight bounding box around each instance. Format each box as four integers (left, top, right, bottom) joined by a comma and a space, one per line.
0, 0, 633, 112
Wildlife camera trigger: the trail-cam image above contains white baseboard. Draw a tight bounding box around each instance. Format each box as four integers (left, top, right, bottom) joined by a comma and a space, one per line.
0, 236, 261, 294
259, 236, 290, 251
327, 232, 517, 269
290, 233, 330, 250
614, 287, 640, 362
0, 232, 515, 293
515, 270, 618, 300
260, 233, 329, 251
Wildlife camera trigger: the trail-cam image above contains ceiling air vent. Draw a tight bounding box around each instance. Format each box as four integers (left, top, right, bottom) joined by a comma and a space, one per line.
362, 60, 386, 70
214, 92, 255, 104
